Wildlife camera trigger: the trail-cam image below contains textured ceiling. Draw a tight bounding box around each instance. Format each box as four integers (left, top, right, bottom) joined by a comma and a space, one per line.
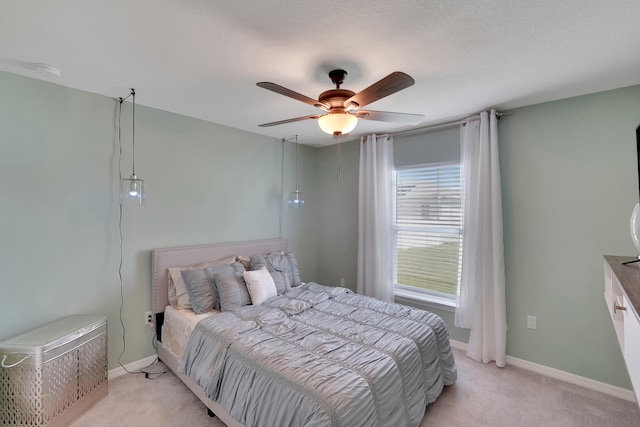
1, 0, 639, 147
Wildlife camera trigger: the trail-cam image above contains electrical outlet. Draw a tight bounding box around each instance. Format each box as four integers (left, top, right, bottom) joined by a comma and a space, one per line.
527, 315, 537, 330
339, 277, 345, 287
145, 311, 154, 328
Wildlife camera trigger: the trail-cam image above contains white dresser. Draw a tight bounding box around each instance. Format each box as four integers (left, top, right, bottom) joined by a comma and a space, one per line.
0, 315, 108, 427
604, 256, 640, 404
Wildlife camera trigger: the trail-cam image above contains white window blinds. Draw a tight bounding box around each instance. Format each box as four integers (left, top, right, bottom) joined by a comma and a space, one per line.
394, 162, 463, 299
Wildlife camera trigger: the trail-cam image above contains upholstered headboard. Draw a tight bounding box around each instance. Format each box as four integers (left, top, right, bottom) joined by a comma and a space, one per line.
151, 238, 288, 315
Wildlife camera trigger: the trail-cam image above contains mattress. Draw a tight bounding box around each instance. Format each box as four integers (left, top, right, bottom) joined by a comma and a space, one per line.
161, 305, 219, 361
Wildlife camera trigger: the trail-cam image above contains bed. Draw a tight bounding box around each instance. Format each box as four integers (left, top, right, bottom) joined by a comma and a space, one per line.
152, 238, 457, 427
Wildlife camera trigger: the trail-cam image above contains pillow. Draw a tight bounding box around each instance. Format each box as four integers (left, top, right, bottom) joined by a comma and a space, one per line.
214, 272, 252, 312
236, 251, 282, 270
250, 252, 302, 288
286, 252, 301, 287
181, 264, 237, 312
180, 269, 215, 314
228, 261, 246, 274
243, 268, 278, 305
269, 270, 289, 295
168, 255, 236, 309
235, 255, 251, 271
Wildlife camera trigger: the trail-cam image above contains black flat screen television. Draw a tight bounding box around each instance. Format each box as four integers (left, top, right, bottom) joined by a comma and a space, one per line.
623, 124, 640, 264
637, 124, 640, 199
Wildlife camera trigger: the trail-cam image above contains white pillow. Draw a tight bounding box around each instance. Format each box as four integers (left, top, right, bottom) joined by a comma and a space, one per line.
243, 267, 277, 305
168, 255, 236, 309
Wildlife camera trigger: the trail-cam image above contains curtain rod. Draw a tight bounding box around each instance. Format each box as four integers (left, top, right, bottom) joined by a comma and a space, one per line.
384, 111, 511, 138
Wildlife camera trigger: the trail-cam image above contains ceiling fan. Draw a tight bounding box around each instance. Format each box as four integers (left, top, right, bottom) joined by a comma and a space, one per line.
257, 69, 424, 136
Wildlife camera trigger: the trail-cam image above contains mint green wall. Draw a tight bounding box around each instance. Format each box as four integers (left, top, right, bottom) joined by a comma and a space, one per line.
0, 71, 317, 369
315, 84, 640, 389
500, 85, 640, 389
394, 127, 460, 167
315, 142, 360, 289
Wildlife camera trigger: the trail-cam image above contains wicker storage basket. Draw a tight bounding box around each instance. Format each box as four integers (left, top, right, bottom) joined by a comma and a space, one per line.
0, 315, 108, 427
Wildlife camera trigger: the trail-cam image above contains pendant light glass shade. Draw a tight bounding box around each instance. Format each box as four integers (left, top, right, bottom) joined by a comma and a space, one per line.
288, 189, 304, 208
120, 174, 145, 205
318, 112, 358, 136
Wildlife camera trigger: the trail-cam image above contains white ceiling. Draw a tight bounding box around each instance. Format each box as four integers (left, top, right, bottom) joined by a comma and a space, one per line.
1, 0, 639, 147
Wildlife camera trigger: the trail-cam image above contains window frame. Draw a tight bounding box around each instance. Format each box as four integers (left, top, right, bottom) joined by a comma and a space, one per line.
392, 160, 463, 308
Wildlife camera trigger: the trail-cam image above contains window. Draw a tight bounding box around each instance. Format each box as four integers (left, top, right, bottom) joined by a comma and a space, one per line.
393, 162, 463, 305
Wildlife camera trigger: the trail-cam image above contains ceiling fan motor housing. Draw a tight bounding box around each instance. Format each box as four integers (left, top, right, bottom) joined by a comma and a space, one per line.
318, 89, 356, 110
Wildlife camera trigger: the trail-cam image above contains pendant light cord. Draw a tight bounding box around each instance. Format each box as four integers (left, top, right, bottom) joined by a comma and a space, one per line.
118, 89, 137, 177
131, 89, 136, 176
337, 142, 341, 181
283, 134, 303, 207
279, 138, 284, 238
294, 135, 298, 191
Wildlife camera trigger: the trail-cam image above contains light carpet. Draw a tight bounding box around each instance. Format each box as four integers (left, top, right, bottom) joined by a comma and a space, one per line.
71, 348, 640, 427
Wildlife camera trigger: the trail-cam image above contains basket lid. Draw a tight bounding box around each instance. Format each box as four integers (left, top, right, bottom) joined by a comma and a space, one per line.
0, 315, 106, 354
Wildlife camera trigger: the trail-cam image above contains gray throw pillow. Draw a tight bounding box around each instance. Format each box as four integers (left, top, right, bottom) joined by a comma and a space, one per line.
270, 271, 289, 294
202, 264, 236, 309
250, 252, 302, 288
286, 252, 301, 287
214, 272, 251, 312
250, 255, 268, 271
229, 261, 246, 274
181, 269, 215, 314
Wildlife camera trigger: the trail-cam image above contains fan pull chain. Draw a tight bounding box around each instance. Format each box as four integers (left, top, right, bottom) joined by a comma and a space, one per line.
336, 142, 341, 181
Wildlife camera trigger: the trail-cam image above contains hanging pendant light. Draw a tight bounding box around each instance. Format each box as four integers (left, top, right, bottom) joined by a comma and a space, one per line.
288, 135, 304, 208
120, 89, 146, 205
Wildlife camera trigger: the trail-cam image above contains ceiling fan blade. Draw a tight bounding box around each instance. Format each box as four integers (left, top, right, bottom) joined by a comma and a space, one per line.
258, 114, 323, 127
345, 72, 415, 109
354, 110, 424, 124
257, 82, 329, 111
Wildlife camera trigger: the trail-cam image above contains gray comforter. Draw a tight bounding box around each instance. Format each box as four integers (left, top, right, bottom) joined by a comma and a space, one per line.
178, 282, 457, 427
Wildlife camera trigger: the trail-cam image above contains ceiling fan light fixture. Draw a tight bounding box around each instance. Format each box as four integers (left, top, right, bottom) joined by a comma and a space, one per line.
318, 112, 357, 136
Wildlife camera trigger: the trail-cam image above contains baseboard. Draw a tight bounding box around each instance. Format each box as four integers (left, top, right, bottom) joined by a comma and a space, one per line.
449, 340, 635, 402
108, 354, 158, 379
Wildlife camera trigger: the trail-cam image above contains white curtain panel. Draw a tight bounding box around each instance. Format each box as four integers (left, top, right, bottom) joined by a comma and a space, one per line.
455, 110, 508, 367
357, 134, 395, 302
